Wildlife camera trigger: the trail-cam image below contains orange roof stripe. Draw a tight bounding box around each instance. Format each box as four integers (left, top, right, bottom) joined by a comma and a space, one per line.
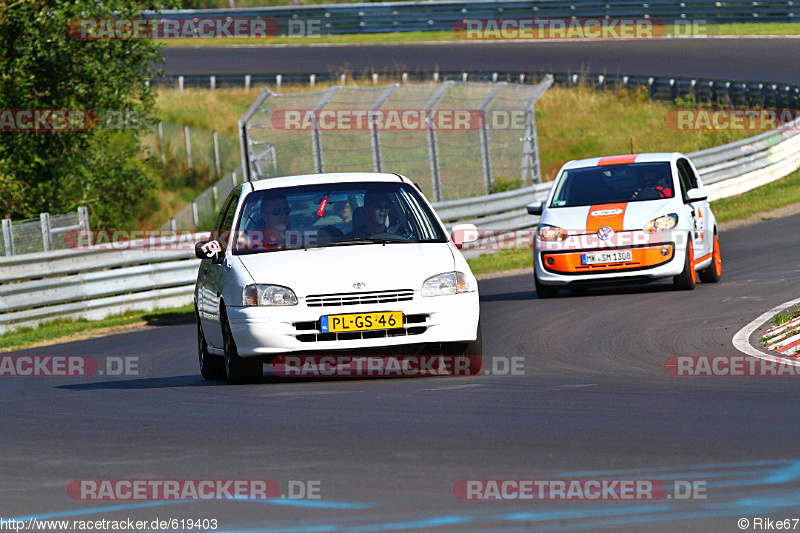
598, 154, 638, 166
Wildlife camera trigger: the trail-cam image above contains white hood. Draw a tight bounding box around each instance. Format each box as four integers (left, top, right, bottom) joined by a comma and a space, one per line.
236, 243, 456, 297
542, 199, 675, 232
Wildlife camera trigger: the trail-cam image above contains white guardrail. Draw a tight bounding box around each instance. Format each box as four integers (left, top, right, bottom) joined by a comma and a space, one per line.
2, 120, 800, 334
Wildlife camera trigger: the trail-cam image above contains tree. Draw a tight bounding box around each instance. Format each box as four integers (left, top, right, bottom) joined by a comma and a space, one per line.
0, 0, 174, 227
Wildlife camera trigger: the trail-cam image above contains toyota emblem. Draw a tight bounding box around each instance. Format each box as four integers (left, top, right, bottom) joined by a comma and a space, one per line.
353, 282, 365, 289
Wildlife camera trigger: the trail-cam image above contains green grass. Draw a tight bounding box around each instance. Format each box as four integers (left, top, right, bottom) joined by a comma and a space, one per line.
467, 249, 533, 276
0, 305, 195, 352
709, 167, 800, 223
771, 307, 800, 327
157, 22, 800, 47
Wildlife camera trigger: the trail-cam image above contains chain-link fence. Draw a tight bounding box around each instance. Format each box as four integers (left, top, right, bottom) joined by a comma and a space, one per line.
1, 208, 89, 256
142, 122, 240, 177
241, 79, 552, 202
160, 167, 245, 230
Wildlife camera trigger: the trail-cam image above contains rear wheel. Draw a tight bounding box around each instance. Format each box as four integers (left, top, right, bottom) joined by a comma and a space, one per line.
674, 237, 697, 290
197, 312, 225, 380
221, 308, 262, 385
534, 271, 560, 299
699, 233, 722, 283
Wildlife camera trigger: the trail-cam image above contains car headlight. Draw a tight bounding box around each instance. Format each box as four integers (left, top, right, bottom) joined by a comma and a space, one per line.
643, 213, 678, 233
422, 272, 471, 297
243, 284, 298, 306
537, 224, 568, 242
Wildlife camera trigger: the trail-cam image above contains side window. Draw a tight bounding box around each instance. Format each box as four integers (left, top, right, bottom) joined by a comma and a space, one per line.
677, 159, 699, 198
211, 194, 240, 247
675, 160, 693, 201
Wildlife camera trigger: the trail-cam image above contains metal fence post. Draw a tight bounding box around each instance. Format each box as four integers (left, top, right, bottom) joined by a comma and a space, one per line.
310, 86, 342, 173
40, 212, 51, 253
191, 201, 199, 228
369, 84, 398, 172
184, 125, 192, 167
520, 75, 553, 184
238, 87, 276, 182
213, 131, 221, 177
77, 206, 90, 232
424, 81, 454, 202
477, 82, 506, 193
157, 122, 166, 164
2, 218, 14, 256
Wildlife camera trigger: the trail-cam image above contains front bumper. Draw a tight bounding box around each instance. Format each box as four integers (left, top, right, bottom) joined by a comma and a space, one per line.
535, 236, 687, 286
227, 290, 480, 357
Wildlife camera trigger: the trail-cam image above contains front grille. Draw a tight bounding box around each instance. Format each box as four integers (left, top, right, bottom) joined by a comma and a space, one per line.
293, 313, 428, 343
305, 289, 414, 308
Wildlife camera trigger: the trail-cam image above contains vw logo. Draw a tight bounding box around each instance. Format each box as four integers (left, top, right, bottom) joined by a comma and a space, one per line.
597, 226, 614, 241
353, 282, 365, 289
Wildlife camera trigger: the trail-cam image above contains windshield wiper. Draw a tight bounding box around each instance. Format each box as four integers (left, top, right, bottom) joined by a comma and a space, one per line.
325, 237, 411, 247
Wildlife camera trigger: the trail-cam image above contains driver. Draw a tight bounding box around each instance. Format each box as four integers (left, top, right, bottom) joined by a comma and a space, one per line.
245, 194, 291, 248
349, 191, 393, 238
631, 169, 672, 200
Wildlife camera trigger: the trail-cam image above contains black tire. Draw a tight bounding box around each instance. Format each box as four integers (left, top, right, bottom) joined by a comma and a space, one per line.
221, 308, 262, 385
441, 320, 483, 376
673, 237, 697, 291
698, 232, 722, 283
197, 312, 225, 380
535, 270, 560, 299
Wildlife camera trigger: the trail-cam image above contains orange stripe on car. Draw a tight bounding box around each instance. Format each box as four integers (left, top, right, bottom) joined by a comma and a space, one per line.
693, 250, 712, 266
598, 154, 638, 166
542, 245, 674, 274
586, 202, 628, 233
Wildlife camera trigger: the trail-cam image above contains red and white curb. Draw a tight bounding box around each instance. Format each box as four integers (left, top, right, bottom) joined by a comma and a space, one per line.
733, 296, 800, 364
762, 315, 800, 356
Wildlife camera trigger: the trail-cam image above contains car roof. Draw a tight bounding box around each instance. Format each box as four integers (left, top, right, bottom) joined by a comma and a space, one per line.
561, 152, 683, 171
247, 172, 408, 191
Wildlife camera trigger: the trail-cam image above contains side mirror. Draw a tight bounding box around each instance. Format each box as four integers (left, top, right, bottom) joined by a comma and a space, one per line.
527, 201, 544, 216
685, 188, 708, 203
195, 240, 224, 262
451, 223, 479, 250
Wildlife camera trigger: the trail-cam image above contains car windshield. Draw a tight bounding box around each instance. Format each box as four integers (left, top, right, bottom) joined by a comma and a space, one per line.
232, 181, 447, 254
549, 162, 675, 207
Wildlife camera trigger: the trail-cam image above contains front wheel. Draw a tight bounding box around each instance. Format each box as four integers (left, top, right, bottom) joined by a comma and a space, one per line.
441, 320, 483, 375
535, 270, 560, 299
674, 237, 697, 290
698, 233, 722, 283
221, 308, 262, 385
198, 313, 225, 380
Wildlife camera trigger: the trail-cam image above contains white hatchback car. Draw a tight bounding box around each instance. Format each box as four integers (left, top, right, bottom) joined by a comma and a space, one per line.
194, 173, 481, 384
527, 153, 722, 298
